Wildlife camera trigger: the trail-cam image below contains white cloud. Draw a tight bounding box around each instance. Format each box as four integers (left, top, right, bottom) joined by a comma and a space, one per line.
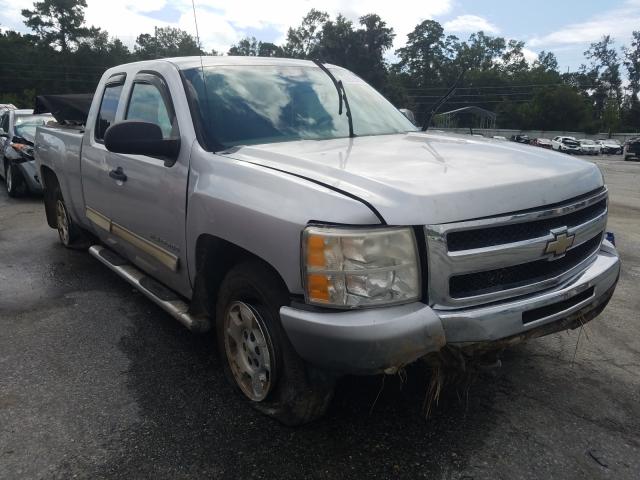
0, 0, 453, 53
443, 14, 499, 34
529, 0, 640, 47
522, 47, 538, 64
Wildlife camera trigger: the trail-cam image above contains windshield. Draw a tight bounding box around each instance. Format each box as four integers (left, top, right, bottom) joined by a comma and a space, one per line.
183, 65, 417, 149
14, 114, 52, 141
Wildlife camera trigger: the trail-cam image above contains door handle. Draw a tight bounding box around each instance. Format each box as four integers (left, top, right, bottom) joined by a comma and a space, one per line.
109, 166, 127, 182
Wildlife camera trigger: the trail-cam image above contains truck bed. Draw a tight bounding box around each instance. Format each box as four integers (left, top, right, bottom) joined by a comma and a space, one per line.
35, 124, 86, 224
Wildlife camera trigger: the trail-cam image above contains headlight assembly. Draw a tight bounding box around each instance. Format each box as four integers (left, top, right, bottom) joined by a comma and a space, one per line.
302, 226, 421, 308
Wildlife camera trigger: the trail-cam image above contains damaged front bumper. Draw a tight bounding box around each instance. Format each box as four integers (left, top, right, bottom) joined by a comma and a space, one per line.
280, 242, 620, 374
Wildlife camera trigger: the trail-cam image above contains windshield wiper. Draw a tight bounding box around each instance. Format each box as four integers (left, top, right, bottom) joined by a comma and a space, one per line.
313, 60, 354, 138
422, 70, 466, 131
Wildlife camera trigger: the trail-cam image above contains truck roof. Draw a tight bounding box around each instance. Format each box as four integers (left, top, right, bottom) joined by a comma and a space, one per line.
103, 56, 336, 76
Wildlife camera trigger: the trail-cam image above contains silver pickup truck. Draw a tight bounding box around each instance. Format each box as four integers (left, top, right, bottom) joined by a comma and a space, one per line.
35, 56, 620, 424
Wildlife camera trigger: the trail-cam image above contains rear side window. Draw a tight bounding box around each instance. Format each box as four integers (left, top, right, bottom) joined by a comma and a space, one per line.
126, 78, 176, 139
95, 82, 124, 142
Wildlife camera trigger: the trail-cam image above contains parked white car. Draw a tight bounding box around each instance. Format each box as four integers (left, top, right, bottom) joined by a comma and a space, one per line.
551, 136, 581, 154
578, 139, 601, 155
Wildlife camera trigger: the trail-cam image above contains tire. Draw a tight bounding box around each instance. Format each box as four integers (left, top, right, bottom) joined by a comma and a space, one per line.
215, 260, 335, 425
5, 161, 25, 197
53, 185, 82, 248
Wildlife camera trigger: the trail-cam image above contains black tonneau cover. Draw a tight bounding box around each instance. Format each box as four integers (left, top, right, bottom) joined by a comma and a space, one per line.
34, 94, 93, 125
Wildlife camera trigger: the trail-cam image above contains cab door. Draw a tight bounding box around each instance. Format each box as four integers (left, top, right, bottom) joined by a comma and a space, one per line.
82, 73, 127, 236
102, 71, 191, 296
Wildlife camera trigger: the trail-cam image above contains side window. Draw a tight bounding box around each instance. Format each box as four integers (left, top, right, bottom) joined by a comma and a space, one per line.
126, 80, 176, 139
1, 113, 9, 132
95, 82, 124, 142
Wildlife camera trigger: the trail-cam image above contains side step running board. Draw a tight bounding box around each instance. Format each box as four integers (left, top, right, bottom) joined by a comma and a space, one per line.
88, 245, 210, 332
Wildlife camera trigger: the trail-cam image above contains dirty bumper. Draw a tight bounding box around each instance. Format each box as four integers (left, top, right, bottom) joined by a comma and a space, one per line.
280, 244, 620, 374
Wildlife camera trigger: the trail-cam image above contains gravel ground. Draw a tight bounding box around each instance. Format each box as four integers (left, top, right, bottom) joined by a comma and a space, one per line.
0, 154, 639, 480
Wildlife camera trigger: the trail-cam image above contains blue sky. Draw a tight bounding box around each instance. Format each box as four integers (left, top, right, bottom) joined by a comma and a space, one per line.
0, 0, 637, 73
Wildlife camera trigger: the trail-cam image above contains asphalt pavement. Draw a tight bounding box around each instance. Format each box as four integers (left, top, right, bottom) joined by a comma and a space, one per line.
1, 155, 639, 479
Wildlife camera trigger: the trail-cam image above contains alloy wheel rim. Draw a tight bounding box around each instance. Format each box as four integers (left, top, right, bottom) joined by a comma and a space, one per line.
224, 301, 274, 402
6, 165, 12, 192
56, 199, 70, 245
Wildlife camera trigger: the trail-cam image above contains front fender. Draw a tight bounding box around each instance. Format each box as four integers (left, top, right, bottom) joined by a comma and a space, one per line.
185, 148, 381, 294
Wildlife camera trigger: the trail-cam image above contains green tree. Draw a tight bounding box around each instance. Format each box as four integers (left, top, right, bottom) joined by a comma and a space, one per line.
623, 31, 640, 129
258, 42, 284, 57
228, 36, 259, 56
135, 26, 202, 60
395, 20, 449, 87
585, 35, 623, 129
501, 40, 528, 77
283, 9, 329, 58
22, 0, 96, 53
228, 37, 284, 57
533, 50, 559, 72
455, 32, 505, 71
353, 14, 394, 89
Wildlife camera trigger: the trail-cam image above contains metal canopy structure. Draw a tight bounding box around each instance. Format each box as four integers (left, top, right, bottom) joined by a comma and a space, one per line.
434, 106, 496, 129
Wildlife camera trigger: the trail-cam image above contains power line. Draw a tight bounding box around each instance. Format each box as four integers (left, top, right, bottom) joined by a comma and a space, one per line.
408, 92, 538, 99
405, 83, 597, 91
412, 99, 535, 106
0, 61, 108, 71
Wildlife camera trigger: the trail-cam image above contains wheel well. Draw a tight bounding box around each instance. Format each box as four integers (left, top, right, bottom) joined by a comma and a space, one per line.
40, 166, 60, 228
190, 234, 291, 319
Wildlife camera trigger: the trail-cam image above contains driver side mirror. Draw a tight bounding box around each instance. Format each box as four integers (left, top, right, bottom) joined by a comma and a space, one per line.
399, 108, 416, 125
104, 120, 180, 166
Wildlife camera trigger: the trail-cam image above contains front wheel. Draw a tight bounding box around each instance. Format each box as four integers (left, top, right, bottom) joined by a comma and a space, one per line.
215, 261, 335, 425
5, 162, 25, 197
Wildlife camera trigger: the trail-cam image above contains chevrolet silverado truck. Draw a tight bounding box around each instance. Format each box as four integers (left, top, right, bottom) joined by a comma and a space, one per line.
35, 57, 620, 425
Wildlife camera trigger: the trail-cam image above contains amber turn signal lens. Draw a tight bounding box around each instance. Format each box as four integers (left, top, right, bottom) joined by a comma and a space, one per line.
306, 235, 326, 268
307, 273, 330, 302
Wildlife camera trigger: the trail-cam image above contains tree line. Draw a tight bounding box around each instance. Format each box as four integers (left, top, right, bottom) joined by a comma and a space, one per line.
1, 0, 639, 133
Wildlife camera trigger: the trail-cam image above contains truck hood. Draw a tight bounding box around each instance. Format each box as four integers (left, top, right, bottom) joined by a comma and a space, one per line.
224, 132, 604, 225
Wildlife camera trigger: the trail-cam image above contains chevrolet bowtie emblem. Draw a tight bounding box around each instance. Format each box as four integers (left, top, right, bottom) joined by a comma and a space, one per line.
545, 229, 575, 256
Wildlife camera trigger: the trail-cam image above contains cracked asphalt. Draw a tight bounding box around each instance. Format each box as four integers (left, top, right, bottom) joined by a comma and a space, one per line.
1, 155, 639, 479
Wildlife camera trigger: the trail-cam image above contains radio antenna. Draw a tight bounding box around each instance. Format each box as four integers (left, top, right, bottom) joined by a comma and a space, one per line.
190, 0, 216, 150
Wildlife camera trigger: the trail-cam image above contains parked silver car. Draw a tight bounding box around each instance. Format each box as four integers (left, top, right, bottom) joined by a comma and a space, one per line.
578, 139, 601, 155
0, 109, 52, 196
596, 139, 623, 155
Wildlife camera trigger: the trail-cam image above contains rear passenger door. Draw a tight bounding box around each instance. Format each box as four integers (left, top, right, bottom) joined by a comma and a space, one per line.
102, 71, 190, 296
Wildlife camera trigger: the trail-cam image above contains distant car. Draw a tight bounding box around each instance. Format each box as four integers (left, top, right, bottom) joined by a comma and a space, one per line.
532, 138, 552, 149
551, 136, 581, 154
0, 109, 53, 196
596, 139, 622, 155
623, 137, 640, 161
578, 139, 601, 155
492, 135, 507, 141
0, 104, 16, 116
510, 134, 530, 144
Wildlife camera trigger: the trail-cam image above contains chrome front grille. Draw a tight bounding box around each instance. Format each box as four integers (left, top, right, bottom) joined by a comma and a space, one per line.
426, 188, 608, 309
